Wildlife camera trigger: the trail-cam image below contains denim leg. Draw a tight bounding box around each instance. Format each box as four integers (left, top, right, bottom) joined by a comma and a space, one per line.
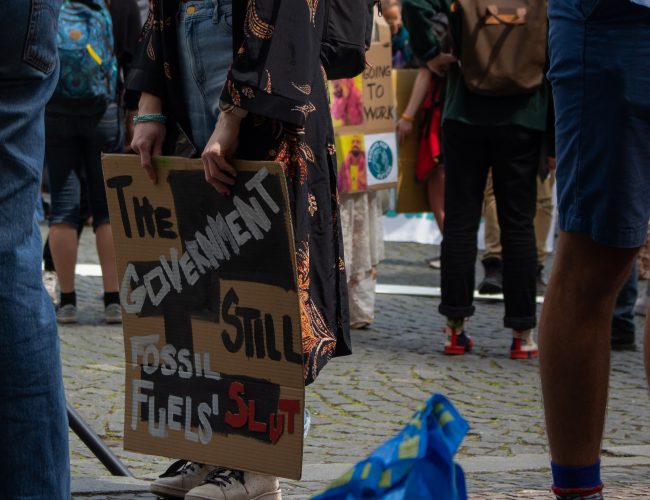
0, 1, 70, 499
96, 102, 124, 153
613, 265, 638, 333
177, 0, 233, 151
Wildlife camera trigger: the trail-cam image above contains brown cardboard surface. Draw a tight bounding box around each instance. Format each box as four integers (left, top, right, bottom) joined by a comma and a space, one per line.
393, 69, 430, 213
102, 155, 304, 480
330, 17, 397, 193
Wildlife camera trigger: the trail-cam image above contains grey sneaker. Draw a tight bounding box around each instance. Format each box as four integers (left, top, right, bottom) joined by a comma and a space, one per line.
151, 461, 214, 499
105, 303, 122, 324
42, 270, 58, 305
185, 468, 281, 500
56, 304, 77, 324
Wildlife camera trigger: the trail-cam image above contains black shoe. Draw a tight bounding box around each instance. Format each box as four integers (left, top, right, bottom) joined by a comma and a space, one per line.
611, 325, 636, 351
478, 257, 503, 295
536, 265, 547, 295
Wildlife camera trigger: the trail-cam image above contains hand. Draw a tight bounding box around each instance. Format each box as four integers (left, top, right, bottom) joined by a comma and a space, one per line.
201, 113, 241, 195
131, 93, 165, 183
131, 121, 166, 184
426, 52, 457, 77
124, 110, 137, 153
396, 117, 413, 144
547, 156, 557, 171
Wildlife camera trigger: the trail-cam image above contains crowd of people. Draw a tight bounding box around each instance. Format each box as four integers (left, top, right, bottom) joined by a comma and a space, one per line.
1, 0, 650, 499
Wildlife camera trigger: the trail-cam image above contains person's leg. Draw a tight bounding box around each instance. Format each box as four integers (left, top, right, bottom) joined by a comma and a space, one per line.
540, 233, 637, 464
544, 1, 650, 494
611, 264, 638, 350
535, 171, 555, 267
482, 170, 501, 260
490, 125, 539, 357
0, 0, 69, 497
426, 165, 445, 233
439, 120, 490, 353
46, 115, 82, 297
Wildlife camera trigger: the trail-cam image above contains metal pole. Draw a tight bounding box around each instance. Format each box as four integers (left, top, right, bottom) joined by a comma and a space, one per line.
67, 402, 133, 477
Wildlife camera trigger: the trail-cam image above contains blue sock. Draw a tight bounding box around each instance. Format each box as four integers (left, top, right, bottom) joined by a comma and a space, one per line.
551, 461, 601, 489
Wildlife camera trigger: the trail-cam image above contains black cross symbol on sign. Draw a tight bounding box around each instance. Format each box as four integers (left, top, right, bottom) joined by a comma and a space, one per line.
109, 169, 302, 443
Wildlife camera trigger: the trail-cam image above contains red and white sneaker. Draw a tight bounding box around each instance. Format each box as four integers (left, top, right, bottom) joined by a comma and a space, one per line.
444, 326, 474, 355
510, 330, 538, 359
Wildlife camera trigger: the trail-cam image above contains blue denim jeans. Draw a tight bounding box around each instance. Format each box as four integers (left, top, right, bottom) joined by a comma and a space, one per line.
0, 1, 70, 499
177, 0, 233, 151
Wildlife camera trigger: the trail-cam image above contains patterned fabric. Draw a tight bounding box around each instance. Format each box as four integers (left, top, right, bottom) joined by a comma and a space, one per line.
223, 0, 351, 385
55, 0, 117, 104
129, 0, 351, 384
340, 192, 385, 328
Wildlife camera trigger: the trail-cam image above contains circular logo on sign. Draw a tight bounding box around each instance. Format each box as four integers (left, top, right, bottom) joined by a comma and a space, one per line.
368, 141, 393, 181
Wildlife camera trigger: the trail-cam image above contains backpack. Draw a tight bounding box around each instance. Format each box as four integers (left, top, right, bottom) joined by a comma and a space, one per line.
451, 0, 547, 96
54, 0, 117, 108
320, 0, 378, 80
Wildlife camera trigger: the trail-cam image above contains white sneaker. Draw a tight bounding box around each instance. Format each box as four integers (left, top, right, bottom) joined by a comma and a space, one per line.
151, 461, 215, 498
510, 329, 538, 360
185, 468, 281, 500
42, 270, 58, 305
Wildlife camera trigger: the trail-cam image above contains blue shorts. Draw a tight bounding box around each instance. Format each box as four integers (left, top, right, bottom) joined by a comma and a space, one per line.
548, 0, 650, 248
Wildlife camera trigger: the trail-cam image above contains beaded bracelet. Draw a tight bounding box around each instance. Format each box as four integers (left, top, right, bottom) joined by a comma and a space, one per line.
133, 113, 167, 125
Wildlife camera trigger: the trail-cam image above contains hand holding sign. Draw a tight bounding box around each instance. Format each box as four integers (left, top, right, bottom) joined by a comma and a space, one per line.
202, 112, 241, 196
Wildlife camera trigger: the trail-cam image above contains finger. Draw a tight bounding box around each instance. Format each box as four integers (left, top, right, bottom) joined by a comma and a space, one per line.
139, 145, 157, 185
203, 156, 230, 195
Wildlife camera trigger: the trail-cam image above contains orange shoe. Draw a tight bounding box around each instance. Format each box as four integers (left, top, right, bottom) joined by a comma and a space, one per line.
510, 330, 538, 359
444, 326, 474, 355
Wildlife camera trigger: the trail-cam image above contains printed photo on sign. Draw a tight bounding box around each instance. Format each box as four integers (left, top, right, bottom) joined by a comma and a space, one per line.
365, 132, 398, 189
102, 155, 305, 480
329, 77, 364, 128
336, 134, 368, 193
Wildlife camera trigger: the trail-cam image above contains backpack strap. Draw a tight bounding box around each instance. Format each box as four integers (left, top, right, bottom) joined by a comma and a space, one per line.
485, 5, 527, 25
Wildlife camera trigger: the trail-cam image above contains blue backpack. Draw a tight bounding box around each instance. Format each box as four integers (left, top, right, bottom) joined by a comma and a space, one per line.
55, 0, 117, 107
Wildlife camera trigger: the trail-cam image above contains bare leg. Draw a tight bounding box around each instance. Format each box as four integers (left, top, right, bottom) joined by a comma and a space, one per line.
427, 166, 445, 233
95, 223, 119, 293
48, 223, 79, 293
540, 231, 638, 466
645, 300, 650, 387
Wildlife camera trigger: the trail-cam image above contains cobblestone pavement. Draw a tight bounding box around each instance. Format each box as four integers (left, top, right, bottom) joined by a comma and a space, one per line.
58, 229, 650, 498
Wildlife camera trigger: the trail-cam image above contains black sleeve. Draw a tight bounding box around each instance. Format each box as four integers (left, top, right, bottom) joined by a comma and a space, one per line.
220, 0, 325, 127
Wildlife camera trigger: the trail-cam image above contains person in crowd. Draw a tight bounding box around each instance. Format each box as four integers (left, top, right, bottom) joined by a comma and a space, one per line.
479, 103, 556, 295
45, 0, 122, 325
403, 0, 549, 358
382, 0, 414, 69
129, 0, 351, 498
43, 0, 141, 308
0, 1, 70, 498
541, 2, 650, 498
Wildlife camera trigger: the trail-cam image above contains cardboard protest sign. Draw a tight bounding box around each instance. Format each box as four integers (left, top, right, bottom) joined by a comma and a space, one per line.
102, 155, 304, 480
330, 15, 398, 193
393, 69, 430, 214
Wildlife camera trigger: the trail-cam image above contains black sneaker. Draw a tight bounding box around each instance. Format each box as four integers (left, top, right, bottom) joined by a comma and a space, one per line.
477, 257, 503, 295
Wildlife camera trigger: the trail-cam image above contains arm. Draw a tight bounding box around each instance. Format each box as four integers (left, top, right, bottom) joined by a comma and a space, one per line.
219, 0, 323, 128
402, 0, 448, 63
397, 68, 431, 144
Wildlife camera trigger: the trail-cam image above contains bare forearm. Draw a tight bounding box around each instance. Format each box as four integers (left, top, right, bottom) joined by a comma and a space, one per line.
404, 69, 431, 117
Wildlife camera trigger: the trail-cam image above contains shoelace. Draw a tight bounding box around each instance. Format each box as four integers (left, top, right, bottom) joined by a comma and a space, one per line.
204, 468, 245, 487
159, 459, 201, 478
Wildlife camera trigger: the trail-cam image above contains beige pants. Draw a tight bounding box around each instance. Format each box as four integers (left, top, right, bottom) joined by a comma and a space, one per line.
483, 170, 556, 266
